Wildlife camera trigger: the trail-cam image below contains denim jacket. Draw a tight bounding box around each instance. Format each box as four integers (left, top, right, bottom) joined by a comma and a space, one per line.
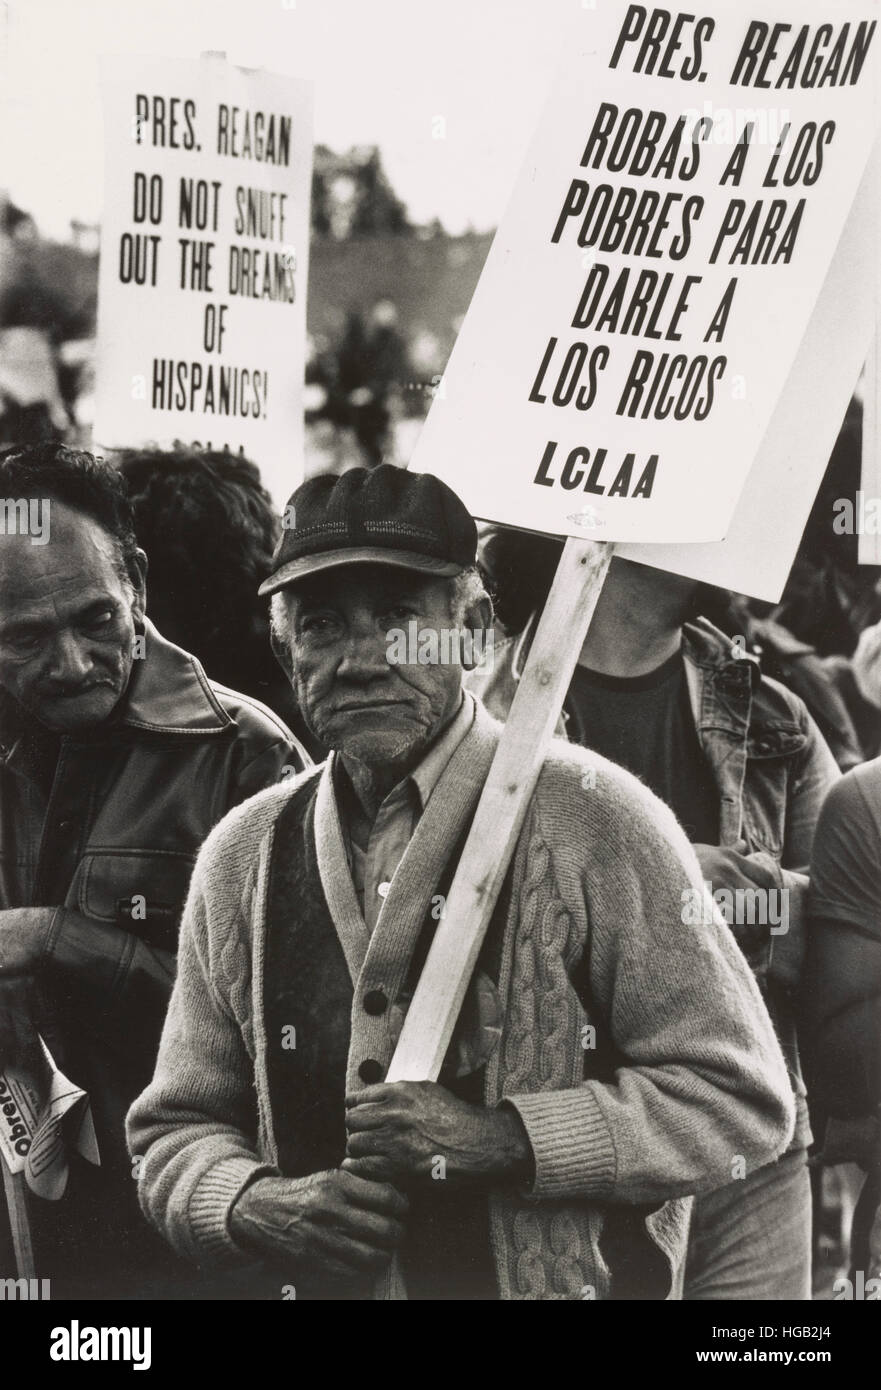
467, 614, 840, 1151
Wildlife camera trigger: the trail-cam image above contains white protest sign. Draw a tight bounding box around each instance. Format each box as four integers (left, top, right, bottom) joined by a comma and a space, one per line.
621, 134, 880, 600
858, 217, 881, 565
94, 54, 313, 506
410, 1, 880, 545
859, 347, 881, 566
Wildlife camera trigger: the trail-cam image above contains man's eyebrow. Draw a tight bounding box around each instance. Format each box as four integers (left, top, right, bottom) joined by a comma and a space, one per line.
1, 597, 119, 637
75, 598, 120, 619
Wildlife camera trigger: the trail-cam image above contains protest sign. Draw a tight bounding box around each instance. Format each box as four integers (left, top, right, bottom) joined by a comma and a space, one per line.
858, 241, 881, 565
409, 1, 881, 545
859, 352, 881, 567
391, 10, 881, 1284
93, 54, 313, 506
622, 134, 881, 599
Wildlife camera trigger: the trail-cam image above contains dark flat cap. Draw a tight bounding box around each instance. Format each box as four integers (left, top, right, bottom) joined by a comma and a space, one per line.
259, 464, 478, 595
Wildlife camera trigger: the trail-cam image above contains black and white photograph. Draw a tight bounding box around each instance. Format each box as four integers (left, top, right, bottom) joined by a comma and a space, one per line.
0, 0, 879, 1359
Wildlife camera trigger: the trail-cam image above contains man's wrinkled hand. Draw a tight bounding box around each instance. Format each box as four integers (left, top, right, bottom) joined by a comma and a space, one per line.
228, 1170, 409, 1281
0, 907, 54, 976
0, 908, 53, 1069
343, 1080, 533, 1186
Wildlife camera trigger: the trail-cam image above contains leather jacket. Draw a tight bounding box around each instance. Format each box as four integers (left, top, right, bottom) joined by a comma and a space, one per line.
1, 619, 307, 939
0, 620, 309, 1293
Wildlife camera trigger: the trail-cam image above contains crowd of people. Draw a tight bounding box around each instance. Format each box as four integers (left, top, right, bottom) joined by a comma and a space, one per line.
0, 440, 878, 1302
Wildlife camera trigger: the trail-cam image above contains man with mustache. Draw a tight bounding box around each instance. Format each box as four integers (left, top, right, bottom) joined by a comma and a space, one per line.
129, 464, 795, 1301
0, 442, 308, 1296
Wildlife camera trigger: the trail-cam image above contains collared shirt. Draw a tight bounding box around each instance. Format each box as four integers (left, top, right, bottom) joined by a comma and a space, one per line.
337, 692, 475, 932
332, 689, 498, 1299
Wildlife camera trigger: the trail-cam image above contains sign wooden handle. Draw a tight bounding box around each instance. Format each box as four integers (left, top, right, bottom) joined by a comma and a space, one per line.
387, 535, 613, 1081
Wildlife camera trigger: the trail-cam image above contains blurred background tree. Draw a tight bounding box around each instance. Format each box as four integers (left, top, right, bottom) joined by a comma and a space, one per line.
312, 145, 410, 239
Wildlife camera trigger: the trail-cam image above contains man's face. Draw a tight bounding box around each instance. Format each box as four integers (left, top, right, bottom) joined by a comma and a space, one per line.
0, 499, 145, 733
282, 565, 465, 773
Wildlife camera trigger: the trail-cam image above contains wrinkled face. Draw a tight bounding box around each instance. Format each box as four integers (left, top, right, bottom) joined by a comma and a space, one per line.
0, 499, 145, 733
282, 565, 465, 773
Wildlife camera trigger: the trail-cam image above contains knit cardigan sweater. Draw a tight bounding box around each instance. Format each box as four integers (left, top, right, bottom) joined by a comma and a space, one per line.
127, 701, 794, 1300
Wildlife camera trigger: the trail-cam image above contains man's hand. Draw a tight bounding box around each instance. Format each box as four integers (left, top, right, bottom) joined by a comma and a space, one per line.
0, 908, 54, 1069
692, 845, 782, 968
692, 844, 780, 897
343, 1080, 534, 1186
0, 907, 53, 975
228, 1170, 409, 1281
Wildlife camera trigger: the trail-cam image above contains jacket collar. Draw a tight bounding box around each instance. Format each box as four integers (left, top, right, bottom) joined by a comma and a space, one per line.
119, 619, 234, 734
0, 620, 231, 772
681, 616, 762, 691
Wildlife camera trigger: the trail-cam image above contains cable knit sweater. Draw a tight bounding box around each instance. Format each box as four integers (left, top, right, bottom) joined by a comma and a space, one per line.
127, 700, 794, 1300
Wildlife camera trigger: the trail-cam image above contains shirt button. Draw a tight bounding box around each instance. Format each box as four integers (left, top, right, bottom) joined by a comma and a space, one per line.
363, 989, 388, 1016
358, 1059, 385, 1084
377, 881, 391, 898
57, 819, 74, 832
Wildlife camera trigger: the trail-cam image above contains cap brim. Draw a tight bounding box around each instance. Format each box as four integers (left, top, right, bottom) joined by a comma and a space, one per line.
258, 546, 464, 596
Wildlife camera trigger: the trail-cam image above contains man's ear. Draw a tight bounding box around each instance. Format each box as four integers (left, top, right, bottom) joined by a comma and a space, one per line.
129, 548, 148, 626
461, 595, 494, 672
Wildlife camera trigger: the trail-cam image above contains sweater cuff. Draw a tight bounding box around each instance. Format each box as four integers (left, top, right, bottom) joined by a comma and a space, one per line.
186, 1156, 275, 1268
504, 1088, 617, 1201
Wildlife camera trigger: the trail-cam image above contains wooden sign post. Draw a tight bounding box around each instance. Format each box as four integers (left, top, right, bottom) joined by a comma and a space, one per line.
386, 536, 612, 1083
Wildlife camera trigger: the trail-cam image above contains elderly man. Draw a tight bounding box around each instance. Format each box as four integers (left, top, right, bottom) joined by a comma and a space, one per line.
0, 443, 308, 1296
129, 464, 794, 1301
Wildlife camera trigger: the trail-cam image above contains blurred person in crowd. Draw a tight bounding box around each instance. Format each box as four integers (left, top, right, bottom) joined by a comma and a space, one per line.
825, 612, 881, 761
470, 529, 841, 1300
802, 758, 881, 1284
129, 466, 794, 1301
775, 399, 881, 660
0, 443, 309, 1297
0, 325, 70, 446
115, 445, 324, 760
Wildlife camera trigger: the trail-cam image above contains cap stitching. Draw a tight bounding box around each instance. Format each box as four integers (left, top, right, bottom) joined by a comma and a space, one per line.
280, 522, 446, 543
363, 522, 443, 540
280, 522, 351, 537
